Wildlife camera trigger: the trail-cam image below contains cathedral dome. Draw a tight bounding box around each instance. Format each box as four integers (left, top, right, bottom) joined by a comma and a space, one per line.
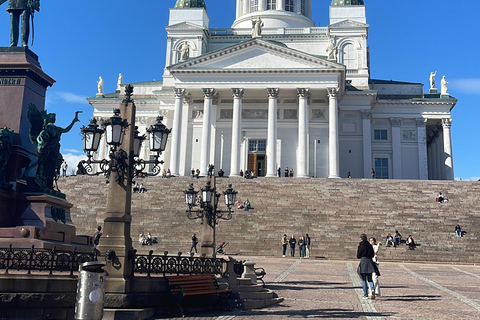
331, 0, 364, 5
174, 0, 207, 9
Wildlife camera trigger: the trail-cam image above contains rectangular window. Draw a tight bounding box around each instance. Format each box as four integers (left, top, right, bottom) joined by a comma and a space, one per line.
374, 158, 389, 179
250, 0, 258, 12
249, 140, 266, 152
301, 0, 306, 15
285, 0, 294, 12
267, 0, 276, 10
374, 129, 388, 140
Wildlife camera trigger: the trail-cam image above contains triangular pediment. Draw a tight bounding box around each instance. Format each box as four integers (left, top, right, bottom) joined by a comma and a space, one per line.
169, 39, 344, 73
166, 21, 205, 30
329, 19, 368, 29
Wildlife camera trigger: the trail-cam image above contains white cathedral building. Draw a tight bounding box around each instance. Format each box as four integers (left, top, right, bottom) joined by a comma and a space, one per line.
88, 0, 457, 180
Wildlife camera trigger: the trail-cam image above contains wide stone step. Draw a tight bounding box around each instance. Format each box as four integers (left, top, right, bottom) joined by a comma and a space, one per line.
239, 289, 275, 300
243, 297, 284, 309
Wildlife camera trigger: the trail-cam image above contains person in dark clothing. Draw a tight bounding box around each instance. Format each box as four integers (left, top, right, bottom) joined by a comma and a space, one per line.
289, 234, 296, 257
190, 234, 198, 254
305, 233, 311, 258
357, 233, 379, 299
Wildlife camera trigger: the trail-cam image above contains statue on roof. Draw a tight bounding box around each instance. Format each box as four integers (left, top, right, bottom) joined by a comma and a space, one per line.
97, 76, 104, 94
0, 0, 40, 47
252, 17, 264, 38
23, 104, 81, 191
116, 73, 123, 91
179, 41, 190, 62
326, 38, 338, 60
441, 76, 448, 95
429, 71, 437, 90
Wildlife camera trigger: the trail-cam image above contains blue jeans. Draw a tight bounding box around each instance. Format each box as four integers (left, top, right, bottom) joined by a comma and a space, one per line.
361, 273, 375, 297
290, 246, 295, 257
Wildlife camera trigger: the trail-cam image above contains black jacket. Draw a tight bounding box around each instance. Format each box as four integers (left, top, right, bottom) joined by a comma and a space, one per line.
357, 240, 379, 275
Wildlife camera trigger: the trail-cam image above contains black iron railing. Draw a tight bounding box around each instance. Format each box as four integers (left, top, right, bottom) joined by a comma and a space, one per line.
0, 245, 97, 276
133, 250, 226, 277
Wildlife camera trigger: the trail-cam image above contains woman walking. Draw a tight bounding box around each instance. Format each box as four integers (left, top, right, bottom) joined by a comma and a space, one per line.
369, 237, 381, 297
357, 233, 379, 299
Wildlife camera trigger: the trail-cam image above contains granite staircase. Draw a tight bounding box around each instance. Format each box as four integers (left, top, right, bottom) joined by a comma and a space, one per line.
58, 175, 480, 264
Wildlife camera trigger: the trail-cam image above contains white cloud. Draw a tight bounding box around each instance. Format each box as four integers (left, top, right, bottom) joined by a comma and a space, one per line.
46, 91, 88, 106
64, 148, 83, 154
62, 153, 87, 175
449, 79, 480, 96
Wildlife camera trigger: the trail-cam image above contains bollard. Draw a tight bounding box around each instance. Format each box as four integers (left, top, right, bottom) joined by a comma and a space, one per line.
242, 261, 257, 284
75, 261, 107, 320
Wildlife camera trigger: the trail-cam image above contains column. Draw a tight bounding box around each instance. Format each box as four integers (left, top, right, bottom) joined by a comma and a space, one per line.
361, 110, 372, 178
170, 88, 185, 176
294, 0, 301, 13
278, 0, 285, 10
259, 0, 266, 11
266, 88, 279, 177
236, 0, 242, 18
327, 88, 340, 178
200, 88, 215, 176
230, 88, 244, 177
243, 0, 249, 14
442, 118, 454, 180
390, 118, 402, 179
297, 88, 309, 178
427, 135, 433, 179
416, 118, 428, 180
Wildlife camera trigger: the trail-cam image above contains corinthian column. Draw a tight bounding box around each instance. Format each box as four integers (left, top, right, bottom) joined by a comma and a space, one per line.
200, 88, 215, 176
297, 88, 309, 178
266, 88, 279, 177
361, 110, 372, 178
416, 118, 428, 180
327, 88, 340, 178
391, 118, 402, 179
230, 88, 244, 177
170, 88, 186, 176
442, 118, 454, 180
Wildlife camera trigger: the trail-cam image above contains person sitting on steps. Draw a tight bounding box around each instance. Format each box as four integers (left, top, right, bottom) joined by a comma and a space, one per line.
406, 235, 416, 250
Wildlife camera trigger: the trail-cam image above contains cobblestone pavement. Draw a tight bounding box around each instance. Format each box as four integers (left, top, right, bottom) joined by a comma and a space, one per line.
149, 256, 480, 320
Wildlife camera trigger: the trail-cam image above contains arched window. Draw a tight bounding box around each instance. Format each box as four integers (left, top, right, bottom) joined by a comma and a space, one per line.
301, 0, 306, 15
267, 0, 277, 10
285, 0, 294, 12
341, 44, 357, 70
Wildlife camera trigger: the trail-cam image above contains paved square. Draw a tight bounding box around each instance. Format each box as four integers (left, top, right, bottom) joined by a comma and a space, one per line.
150, 256, 480, 319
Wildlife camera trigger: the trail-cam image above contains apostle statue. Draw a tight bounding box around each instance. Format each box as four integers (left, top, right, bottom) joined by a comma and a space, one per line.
97, 76, 104, 95
116, 73, 123, 91
252, 17, 264, 38
326, 38, 338, 60
0, 0, 40, 47
441, 75, 448, 95
179, 41, 190, 62
429, 71, 437, 90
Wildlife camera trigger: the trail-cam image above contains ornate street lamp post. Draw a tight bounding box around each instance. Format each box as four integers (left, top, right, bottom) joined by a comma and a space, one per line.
184, 169, 237, 256
78, 85, 171, 294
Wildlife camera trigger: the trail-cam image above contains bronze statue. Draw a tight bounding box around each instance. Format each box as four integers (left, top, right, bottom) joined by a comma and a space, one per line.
0, 127, 14, 188
0, 0, 40, 47
25, 104, 81, 191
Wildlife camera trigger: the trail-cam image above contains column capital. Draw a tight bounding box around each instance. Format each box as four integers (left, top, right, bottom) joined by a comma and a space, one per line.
415, 118, 426, 127
297, 88, 309, 98
202, 88, 216, 98
327, 87, 339, 98
360, 109, 372, 119
441, 118, 452, 127
267, 88, 279, 98
174, 88, 186, 98
390, 118, 402, 126
232, 88, 244, 98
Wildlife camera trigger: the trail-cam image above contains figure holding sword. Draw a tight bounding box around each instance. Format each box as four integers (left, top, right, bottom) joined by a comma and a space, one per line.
0, 0, 40, 47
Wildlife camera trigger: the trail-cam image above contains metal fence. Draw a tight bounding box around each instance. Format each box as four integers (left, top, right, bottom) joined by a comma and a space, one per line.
133, 250, 227, 277
0, 245, 97, 276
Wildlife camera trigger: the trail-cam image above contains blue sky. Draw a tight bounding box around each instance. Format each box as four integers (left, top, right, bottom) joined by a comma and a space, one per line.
1, 0, 478, 180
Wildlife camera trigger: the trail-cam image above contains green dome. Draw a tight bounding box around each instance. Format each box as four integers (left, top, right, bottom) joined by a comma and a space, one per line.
331, 0, 365, 5
174, 0, 207, 10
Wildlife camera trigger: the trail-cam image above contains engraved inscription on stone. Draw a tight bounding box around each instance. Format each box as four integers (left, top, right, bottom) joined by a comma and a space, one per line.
283, 99, 298, 104
312, 99, 326, 104
402, 130, 416, 141
242, 109, 268, 119
0, 78, 21, 86
312, 109, 326, 120
220, 109, 233, 119
284, 109, 298, 119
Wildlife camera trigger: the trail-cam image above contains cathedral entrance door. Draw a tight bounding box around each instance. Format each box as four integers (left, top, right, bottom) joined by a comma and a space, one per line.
247, 154, 267, 177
